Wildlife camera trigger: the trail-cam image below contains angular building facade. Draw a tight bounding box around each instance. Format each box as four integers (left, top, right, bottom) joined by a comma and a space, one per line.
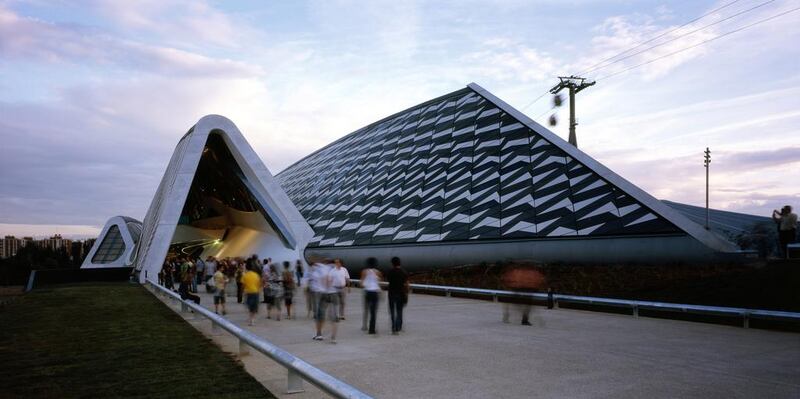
127, 115, 314, 282
276, 83, 738, 269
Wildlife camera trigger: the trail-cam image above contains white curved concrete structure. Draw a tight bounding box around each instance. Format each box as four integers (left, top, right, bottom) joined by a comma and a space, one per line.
132, 115, 314, 282
81, 216, 142, 268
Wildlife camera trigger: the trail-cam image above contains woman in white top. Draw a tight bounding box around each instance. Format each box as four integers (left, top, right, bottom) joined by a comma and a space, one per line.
361, 257, 383, 334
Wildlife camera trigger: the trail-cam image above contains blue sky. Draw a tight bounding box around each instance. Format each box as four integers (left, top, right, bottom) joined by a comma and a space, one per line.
1, 0, 798, 237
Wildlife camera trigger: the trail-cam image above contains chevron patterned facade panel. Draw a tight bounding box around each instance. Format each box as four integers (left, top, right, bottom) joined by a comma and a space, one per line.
276, 87, 681, 248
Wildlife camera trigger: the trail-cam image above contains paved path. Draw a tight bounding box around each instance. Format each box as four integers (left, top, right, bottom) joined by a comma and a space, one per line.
161, 287, 800, 398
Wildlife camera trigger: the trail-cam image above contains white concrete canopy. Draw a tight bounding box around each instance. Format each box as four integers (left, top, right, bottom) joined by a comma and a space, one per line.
133, 115, 314, 282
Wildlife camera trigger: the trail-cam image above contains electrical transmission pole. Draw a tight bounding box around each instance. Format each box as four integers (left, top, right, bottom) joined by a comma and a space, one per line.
704, 147, 711, 230
550, 76, 595, 148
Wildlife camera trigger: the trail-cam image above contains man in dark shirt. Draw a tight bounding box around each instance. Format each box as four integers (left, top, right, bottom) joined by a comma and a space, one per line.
386, 257, 408, 335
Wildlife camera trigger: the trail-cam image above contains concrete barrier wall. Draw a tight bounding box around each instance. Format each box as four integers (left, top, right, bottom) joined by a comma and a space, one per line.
306, 234, 738, 271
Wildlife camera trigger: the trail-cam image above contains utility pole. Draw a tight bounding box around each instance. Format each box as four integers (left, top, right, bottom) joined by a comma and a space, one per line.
550, 76, 595, 148
704, 147, 711, 230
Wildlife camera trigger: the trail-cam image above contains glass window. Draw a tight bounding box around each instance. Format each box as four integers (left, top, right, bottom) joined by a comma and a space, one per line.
91, 225, 126, 264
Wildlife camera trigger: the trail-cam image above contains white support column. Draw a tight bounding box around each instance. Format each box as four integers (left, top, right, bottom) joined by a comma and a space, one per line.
239, 339, 250, 356
287, 369, 305, 394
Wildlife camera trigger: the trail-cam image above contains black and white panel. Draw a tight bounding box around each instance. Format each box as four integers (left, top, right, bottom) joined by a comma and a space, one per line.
276, 86, 681, 248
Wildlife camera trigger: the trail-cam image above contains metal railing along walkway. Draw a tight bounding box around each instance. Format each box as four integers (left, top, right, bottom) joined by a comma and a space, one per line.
145, 280, 372, 399
351, 280, 800, 329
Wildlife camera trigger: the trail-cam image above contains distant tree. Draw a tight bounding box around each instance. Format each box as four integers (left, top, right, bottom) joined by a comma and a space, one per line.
0, 245, 80, 285
735, 221, 779, 258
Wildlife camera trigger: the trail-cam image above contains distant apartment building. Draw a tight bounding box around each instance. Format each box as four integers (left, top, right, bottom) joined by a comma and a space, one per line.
40, 234, 72, 254
0, 234, 97, 261
1, 236, 21, 259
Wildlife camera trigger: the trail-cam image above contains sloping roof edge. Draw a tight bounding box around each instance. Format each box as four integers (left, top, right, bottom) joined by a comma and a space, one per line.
467, 82, 738, 252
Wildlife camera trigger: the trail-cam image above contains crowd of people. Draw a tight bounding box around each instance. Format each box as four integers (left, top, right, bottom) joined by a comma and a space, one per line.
157, 254, 411, 342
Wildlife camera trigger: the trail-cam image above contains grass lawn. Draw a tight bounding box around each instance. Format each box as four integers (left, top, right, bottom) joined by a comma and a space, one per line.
0, 283, 274, 398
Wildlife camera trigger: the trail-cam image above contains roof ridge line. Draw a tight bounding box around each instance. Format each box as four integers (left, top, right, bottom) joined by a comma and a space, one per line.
467, 83, 737, 253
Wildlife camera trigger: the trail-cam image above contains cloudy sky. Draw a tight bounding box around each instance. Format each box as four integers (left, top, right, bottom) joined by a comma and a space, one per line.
1, 0, 798, 238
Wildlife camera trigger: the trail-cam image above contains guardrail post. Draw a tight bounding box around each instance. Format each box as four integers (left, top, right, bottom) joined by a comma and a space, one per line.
445, 290, 451, 297
493, 294, 498, 303
239, 339, 250, 356
743, 313, 750, 329
211, 320, 221, 334
181, 302, 189, 313
287, 369, 305, 394
633, 305, 639, 318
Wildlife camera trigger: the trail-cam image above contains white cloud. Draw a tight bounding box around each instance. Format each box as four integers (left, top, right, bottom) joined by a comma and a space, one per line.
87, 0, 247, 48
0, 4, 261, 77
461, 39, 564, 83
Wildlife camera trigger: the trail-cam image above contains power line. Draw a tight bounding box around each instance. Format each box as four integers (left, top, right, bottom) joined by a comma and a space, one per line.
576, 0, 745, 76
596, 5, 800, 81
525, 0, 748, 115
582, 0, 777, 76
520, 90, 550, 111
536, 106, 555, 120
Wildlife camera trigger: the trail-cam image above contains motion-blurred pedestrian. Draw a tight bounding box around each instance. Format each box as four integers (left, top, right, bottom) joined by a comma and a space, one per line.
332, 259, 350, 320
386, 257, 408, 335
241, 264, 261, 326
501, 266, 546, 326
282, 261, 295, 319
267, 263, 283, 320
361, 257, 383, 334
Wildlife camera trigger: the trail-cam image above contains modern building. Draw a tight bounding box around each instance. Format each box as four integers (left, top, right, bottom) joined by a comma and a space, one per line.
83, 83, 747, 280
81, 216, 143, 269
274, 83, 739, 269
128, 115, 314, 282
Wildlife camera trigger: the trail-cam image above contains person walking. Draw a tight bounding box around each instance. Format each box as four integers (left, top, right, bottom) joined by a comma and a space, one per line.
241, 264, 262, 326
332, 259, 350, 320
194, 256, 205, 292
261, 264, 272, 305
204, 256, 217, 288
361, 257, 383, 334
188, 258, 198, 293
386, 257, 408, 335
235, 262, 245, 304
295, 260, 304, 286
162, 259, 174, 290
282, 261, 296, 319
267, 263, 283, 320
178, 256, 200, 304
312, 259, 339, 342
304, 262, 317, 319
213, 267, 229, 315
501, 266, 546, 326
773, 205, 798, 259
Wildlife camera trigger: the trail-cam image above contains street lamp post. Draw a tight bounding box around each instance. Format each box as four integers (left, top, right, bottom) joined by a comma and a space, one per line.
704, 147, 711, 230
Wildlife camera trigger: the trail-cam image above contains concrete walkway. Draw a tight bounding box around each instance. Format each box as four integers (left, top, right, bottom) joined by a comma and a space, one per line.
163, 287, 800, 399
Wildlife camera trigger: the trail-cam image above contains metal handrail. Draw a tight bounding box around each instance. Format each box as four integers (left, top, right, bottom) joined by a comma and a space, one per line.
145, 280, 372, 399
350, 279, 800, 328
